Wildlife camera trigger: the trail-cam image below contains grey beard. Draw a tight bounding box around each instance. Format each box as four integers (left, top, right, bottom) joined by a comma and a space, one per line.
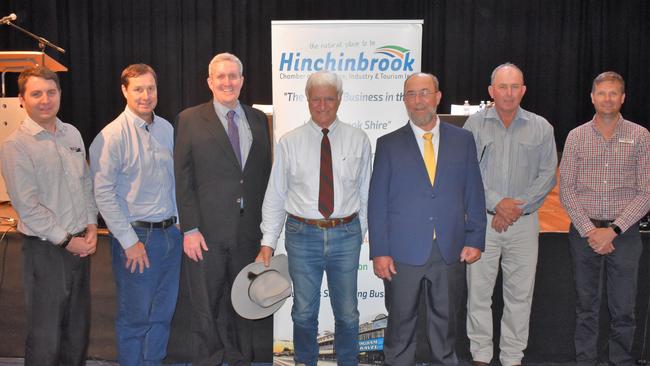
408, 109, 436, 127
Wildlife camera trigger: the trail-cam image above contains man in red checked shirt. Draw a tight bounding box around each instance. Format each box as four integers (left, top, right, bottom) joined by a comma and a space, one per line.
560, 71, 650, 366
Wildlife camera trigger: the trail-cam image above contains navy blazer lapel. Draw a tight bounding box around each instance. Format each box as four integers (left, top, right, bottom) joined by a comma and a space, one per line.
199, 101, 241, 168
433, 122, 452, 192
242, 105, 265, 172
398, 123, 434, 191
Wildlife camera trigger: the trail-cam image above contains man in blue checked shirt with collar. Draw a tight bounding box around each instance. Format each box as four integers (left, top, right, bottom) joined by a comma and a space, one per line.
89, 63, 182, 366
560, 71, 650, 365
463, 63, 557, 366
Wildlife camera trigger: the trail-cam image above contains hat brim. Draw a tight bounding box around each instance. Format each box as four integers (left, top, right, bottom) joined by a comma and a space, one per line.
231, 254, 291, 320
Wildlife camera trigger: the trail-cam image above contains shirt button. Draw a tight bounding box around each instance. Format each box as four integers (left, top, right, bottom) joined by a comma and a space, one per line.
236, 198, 241, 203
604, 181, 607, 184
240, 179, 244, 184
429, 217, 433, 221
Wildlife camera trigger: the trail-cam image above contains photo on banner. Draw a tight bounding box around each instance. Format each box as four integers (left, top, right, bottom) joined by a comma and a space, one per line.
270, 19, 423, 364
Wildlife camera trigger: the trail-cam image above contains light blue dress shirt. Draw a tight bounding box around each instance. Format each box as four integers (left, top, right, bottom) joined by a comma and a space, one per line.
89, 107, 177, 249
213, 100, 253, 167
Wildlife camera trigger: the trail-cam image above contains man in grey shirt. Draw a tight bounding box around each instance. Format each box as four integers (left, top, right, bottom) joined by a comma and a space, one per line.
463, 63, 557, 366
0, 66, 98, 365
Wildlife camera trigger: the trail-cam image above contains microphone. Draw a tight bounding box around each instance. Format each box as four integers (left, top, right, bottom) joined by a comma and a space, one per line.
0, 13, 17, 24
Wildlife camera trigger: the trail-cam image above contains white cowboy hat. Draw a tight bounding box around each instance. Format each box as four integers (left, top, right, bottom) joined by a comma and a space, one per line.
231, 254, 292, 320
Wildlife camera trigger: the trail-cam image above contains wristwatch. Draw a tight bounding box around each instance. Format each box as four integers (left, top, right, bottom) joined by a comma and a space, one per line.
59, 233, 73, 248
608, 223, 622, 236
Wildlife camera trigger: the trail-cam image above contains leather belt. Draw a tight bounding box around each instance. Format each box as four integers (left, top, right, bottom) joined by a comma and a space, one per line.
590, 218, 614, 228
288, 213, 357, 229
487, 210, 532, 216
131, 217, 177, 230
24, 228, 87, 242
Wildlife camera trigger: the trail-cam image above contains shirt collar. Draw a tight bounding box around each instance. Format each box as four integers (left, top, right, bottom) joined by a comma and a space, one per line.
409, 116, 440, 138
124, 106, 156, 130
213, 100, 243, 120
22, 115, 66, 137
589, 114, 624, 136
309, 118, 340, 134
485, 106, 529, 125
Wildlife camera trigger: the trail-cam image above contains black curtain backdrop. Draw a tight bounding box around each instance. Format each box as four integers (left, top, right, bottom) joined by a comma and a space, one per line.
1, 0, 648, 149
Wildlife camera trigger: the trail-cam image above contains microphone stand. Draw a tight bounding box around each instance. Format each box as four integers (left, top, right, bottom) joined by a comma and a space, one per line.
1, 19, 65, 66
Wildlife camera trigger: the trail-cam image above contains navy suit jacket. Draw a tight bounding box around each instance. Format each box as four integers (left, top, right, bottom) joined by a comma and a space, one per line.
368, 122, 486, 265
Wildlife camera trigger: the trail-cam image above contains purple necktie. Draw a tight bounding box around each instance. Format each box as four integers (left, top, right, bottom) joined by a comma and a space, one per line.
226, 110, 242, 168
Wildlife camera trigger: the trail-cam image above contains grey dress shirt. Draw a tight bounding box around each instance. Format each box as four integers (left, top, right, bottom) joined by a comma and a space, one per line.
0, 117, 98, 244
463, 107, 557, 214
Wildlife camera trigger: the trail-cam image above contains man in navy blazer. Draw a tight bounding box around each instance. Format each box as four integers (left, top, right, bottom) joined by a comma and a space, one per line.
368, 72, 486, 365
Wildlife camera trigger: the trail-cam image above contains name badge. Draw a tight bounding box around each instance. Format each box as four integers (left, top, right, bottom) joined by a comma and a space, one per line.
618, 138, 634, 144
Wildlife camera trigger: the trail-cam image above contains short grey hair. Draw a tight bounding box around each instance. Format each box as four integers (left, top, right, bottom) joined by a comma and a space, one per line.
305, 71, 343, 99
592, 71, 625, 93
490, 62, 524, 85
404, 72, 439, 92
208, 52, 243, 77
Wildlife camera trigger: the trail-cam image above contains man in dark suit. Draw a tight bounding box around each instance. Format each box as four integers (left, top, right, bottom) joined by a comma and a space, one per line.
174, 52, 272, 366
368, 72, 486, 365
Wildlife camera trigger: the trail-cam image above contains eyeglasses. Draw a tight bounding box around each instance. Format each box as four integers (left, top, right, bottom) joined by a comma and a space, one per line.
404, 89, 436, 100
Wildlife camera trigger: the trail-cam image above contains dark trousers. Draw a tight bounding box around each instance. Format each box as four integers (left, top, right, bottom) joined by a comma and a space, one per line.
22, 236, 90, 366
183, 239, 259, 366
569, 223, 642, 366
383, 240, 464, 366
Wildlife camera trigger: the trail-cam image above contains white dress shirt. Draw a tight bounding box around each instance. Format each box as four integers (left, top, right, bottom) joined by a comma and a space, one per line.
409, 117, 440, 163
260, 118, 372, 249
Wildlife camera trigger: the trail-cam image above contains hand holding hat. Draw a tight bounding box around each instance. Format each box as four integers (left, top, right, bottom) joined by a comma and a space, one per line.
231, 254, 292, 320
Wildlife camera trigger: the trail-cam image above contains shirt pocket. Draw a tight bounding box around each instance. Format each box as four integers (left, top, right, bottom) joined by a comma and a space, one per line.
516, 139, 542, 171
477, 138, 494, 166
59, 147, 87, 196
612, 142, 637, 189
337, 155, 362, 186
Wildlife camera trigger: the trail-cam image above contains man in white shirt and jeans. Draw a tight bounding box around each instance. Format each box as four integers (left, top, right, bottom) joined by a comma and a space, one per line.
256, 70, 372, 366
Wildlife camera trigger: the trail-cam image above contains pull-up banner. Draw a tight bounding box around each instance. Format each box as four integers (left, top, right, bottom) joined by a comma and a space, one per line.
271, 20, 423, 364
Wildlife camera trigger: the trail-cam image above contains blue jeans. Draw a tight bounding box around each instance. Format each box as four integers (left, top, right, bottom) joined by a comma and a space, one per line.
111, 225, 182, 366
285, 215, 362, 366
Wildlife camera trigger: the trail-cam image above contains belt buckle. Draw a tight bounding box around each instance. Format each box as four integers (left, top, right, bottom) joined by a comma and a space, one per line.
316, 220, 329, 229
